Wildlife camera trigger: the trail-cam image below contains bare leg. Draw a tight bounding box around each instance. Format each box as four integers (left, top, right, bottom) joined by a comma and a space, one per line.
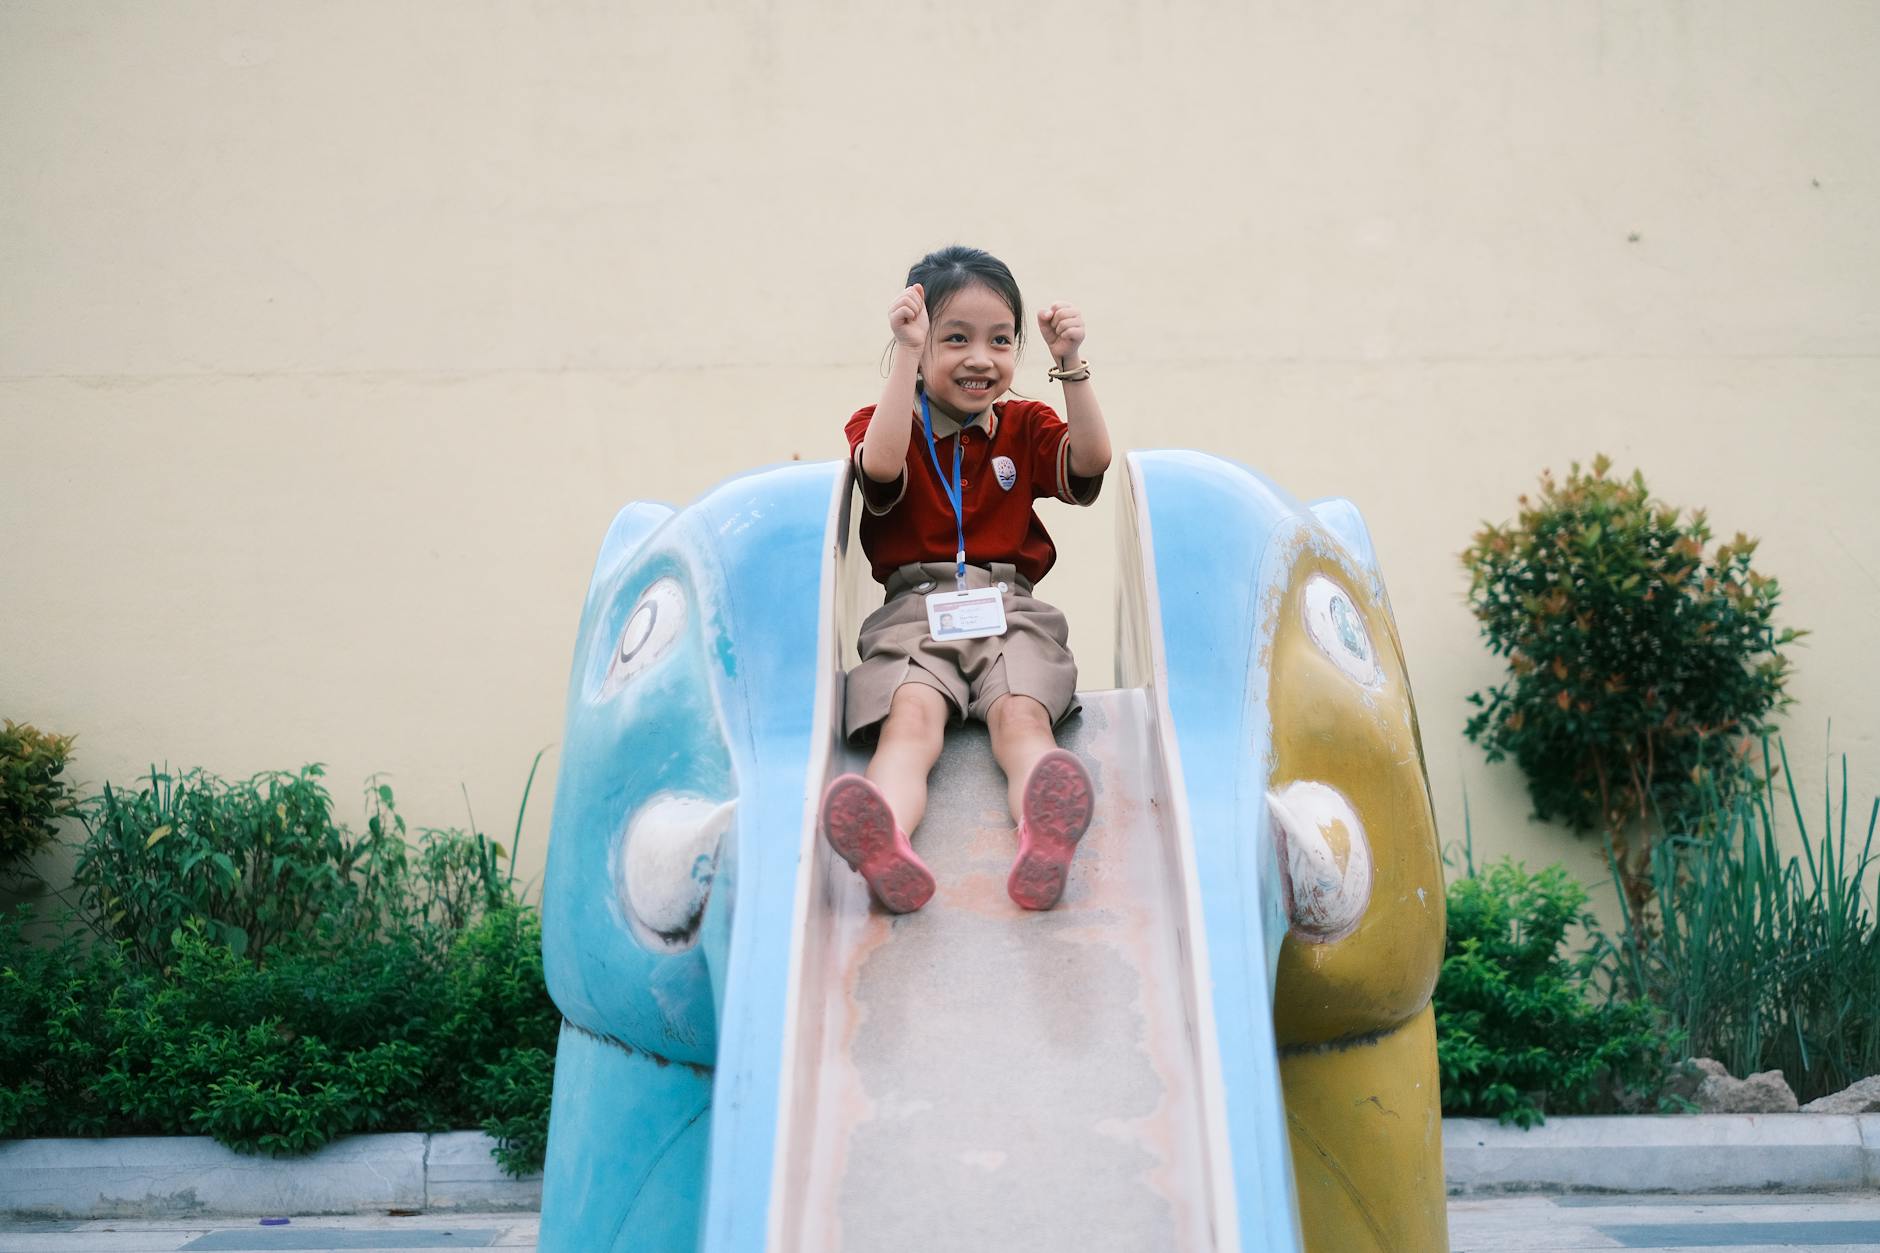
986, 693, 1058, 821
866, 683, 950, 834
988, 693, 1093, 909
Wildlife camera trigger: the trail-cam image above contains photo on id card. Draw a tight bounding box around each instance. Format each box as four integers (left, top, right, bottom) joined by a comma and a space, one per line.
926, 586, 1007, 641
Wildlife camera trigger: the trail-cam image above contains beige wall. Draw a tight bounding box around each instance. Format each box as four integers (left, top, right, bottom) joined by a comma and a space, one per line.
4, 2, 1877, 922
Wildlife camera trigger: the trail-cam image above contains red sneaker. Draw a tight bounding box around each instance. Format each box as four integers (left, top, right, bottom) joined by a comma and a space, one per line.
820, 773, 935, 914
1008, 749, 1094, 910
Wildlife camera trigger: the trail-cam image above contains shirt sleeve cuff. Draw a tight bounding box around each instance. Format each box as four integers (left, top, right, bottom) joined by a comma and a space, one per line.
1054, 435, 1105, 506
853, 445, 907, 516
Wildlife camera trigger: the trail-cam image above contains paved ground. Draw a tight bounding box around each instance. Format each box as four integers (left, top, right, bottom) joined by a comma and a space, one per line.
3, 1194, 1880, 1251
1451, 1194, 1880, 1252
0, 1215, 538, 1252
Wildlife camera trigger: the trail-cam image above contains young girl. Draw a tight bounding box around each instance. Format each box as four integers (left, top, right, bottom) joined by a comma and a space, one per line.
819, 246, 1113, 913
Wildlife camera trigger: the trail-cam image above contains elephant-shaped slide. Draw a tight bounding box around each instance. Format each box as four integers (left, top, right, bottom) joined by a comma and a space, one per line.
538, 452, 1448, 1252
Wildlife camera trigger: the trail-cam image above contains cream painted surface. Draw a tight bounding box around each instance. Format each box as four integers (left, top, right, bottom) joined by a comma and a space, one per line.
3, 2, 1877, 920
1268, 781, 1374, 945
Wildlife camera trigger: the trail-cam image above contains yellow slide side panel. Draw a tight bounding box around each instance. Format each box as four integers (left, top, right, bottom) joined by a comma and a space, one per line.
1280, 1004, 1448, 1253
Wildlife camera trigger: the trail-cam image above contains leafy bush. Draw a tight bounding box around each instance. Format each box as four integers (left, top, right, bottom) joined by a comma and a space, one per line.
1436, 857, 1673, 1127
71, 766, 402, 965
473, 1046, 556, 1178
0, 902, 557, 1172
404, 814, 517, 941
0, 908, 122, 1138
1460, 456, 1800, 915
70, 766, 519, 968
1, 721, 78, 877
3, 760, 558, 1175
1608, 740, 1880, 1103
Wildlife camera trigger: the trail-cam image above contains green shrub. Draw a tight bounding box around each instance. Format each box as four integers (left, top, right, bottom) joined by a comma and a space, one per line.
71, 766, 404, 966
473, 1046, 556, 1179
1608, 740, 1880, 1103
1436, 857, 1674, 1127
70, 766, 518, 968
4, 757, 559, 1176
404, 820, 516, 942
0, 903, 557, 1173
0, 908, 122, 1138
1460, 456, 1800, 917
1, 721, 78, 877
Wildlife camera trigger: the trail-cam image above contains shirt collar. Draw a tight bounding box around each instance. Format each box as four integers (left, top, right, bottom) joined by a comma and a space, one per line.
921, 399, 1000, 440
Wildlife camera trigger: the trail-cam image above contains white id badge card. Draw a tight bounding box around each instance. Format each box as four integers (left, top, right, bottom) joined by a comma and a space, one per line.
926, 586, 1008, 641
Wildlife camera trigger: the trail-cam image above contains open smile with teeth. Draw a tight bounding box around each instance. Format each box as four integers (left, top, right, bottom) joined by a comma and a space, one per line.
956, 379, 993, 392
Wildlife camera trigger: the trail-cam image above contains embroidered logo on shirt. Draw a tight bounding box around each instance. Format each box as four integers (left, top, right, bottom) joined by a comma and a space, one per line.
993, 456, 1017, 491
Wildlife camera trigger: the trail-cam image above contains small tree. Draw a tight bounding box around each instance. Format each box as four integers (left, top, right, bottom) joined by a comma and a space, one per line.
1461, 456, 1800, 916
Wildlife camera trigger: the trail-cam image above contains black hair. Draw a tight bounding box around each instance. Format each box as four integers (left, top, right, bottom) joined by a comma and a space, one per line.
906, 245, 1025, 353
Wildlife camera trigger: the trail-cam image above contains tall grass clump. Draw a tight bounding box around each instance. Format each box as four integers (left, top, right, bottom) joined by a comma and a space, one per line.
1608, 740, 1880, 1102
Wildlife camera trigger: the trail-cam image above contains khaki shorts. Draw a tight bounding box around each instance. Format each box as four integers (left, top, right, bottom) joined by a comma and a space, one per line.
844, 561, 1082, 746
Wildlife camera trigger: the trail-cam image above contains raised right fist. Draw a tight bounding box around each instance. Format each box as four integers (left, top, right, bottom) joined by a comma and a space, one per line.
889, 283, 929, 352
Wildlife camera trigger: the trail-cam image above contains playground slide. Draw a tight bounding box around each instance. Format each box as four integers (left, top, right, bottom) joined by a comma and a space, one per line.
537, 452, 1447, 1252
779, 691, 1228, 1251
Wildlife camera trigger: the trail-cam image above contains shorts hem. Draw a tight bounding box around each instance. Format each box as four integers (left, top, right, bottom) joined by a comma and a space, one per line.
843, 662, 965, 747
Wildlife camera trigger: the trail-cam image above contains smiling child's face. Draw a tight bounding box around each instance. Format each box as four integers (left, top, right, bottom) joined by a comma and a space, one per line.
920, 282, 1017, 423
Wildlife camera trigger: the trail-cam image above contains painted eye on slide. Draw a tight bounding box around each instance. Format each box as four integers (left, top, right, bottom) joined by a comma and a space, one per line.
1302, 574, 1381, 687
603, 577, 686, 694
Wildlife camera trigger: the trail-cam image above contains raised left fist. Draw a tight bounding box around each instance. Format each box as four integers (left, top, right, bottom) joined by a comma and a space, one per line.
1036, 302, 1086, 365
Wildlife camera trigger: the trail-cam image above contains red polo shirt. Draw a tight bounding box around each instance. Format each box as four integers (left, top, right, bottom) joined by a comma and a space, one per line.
845, 398, 1103, 586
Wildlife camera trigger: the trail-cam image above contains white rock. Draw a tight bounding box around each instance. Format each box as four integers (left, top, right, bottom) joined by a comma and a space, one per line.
1694, 1066, 1800, 1114
1801, 1075, 1880, 1114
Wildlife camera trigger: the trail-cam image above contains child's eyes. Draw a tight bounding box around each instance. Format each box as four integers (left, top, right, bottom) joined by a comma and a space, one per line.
993, 335, 1012, 346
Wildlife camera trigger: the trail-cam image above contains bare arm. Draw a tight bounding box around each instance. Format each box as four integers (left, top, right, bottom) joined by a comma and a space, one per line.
859, 285, 928, 483
1037, 302, 1112, 476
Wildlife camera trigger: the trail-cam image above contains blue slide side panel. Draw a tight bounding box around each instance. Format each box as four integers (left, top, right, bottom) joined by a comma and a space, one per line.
689, 462, 841, 1253
539, 461, 839, 1253
1134, 450, 1304, 1252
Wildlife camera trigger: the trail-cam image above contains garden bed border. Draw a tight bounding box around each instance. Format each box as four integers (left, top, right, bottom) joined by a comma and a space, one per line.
1445, 1114, 1880, 1195
0, 1131, 540, 1219
4, 1115, 1878, 1218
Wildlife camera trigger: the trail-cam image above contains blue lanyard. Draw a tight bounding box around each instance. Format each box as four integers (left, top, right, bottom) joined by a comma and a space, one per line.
920, 392, 968, 591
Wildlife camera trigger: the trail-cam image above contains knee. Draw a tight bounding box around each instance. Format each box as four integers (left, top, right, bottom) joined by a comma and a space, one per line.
988, 694, 1052, 742
881, 684, 949, 747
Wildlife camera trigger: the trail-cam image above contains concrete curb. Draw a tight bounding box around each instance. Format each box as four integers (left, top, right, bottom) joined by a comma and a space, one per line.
1445, 1114, 1880, 1194
0, 1131, 541, 1219
6, 1117, 1877, 1217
